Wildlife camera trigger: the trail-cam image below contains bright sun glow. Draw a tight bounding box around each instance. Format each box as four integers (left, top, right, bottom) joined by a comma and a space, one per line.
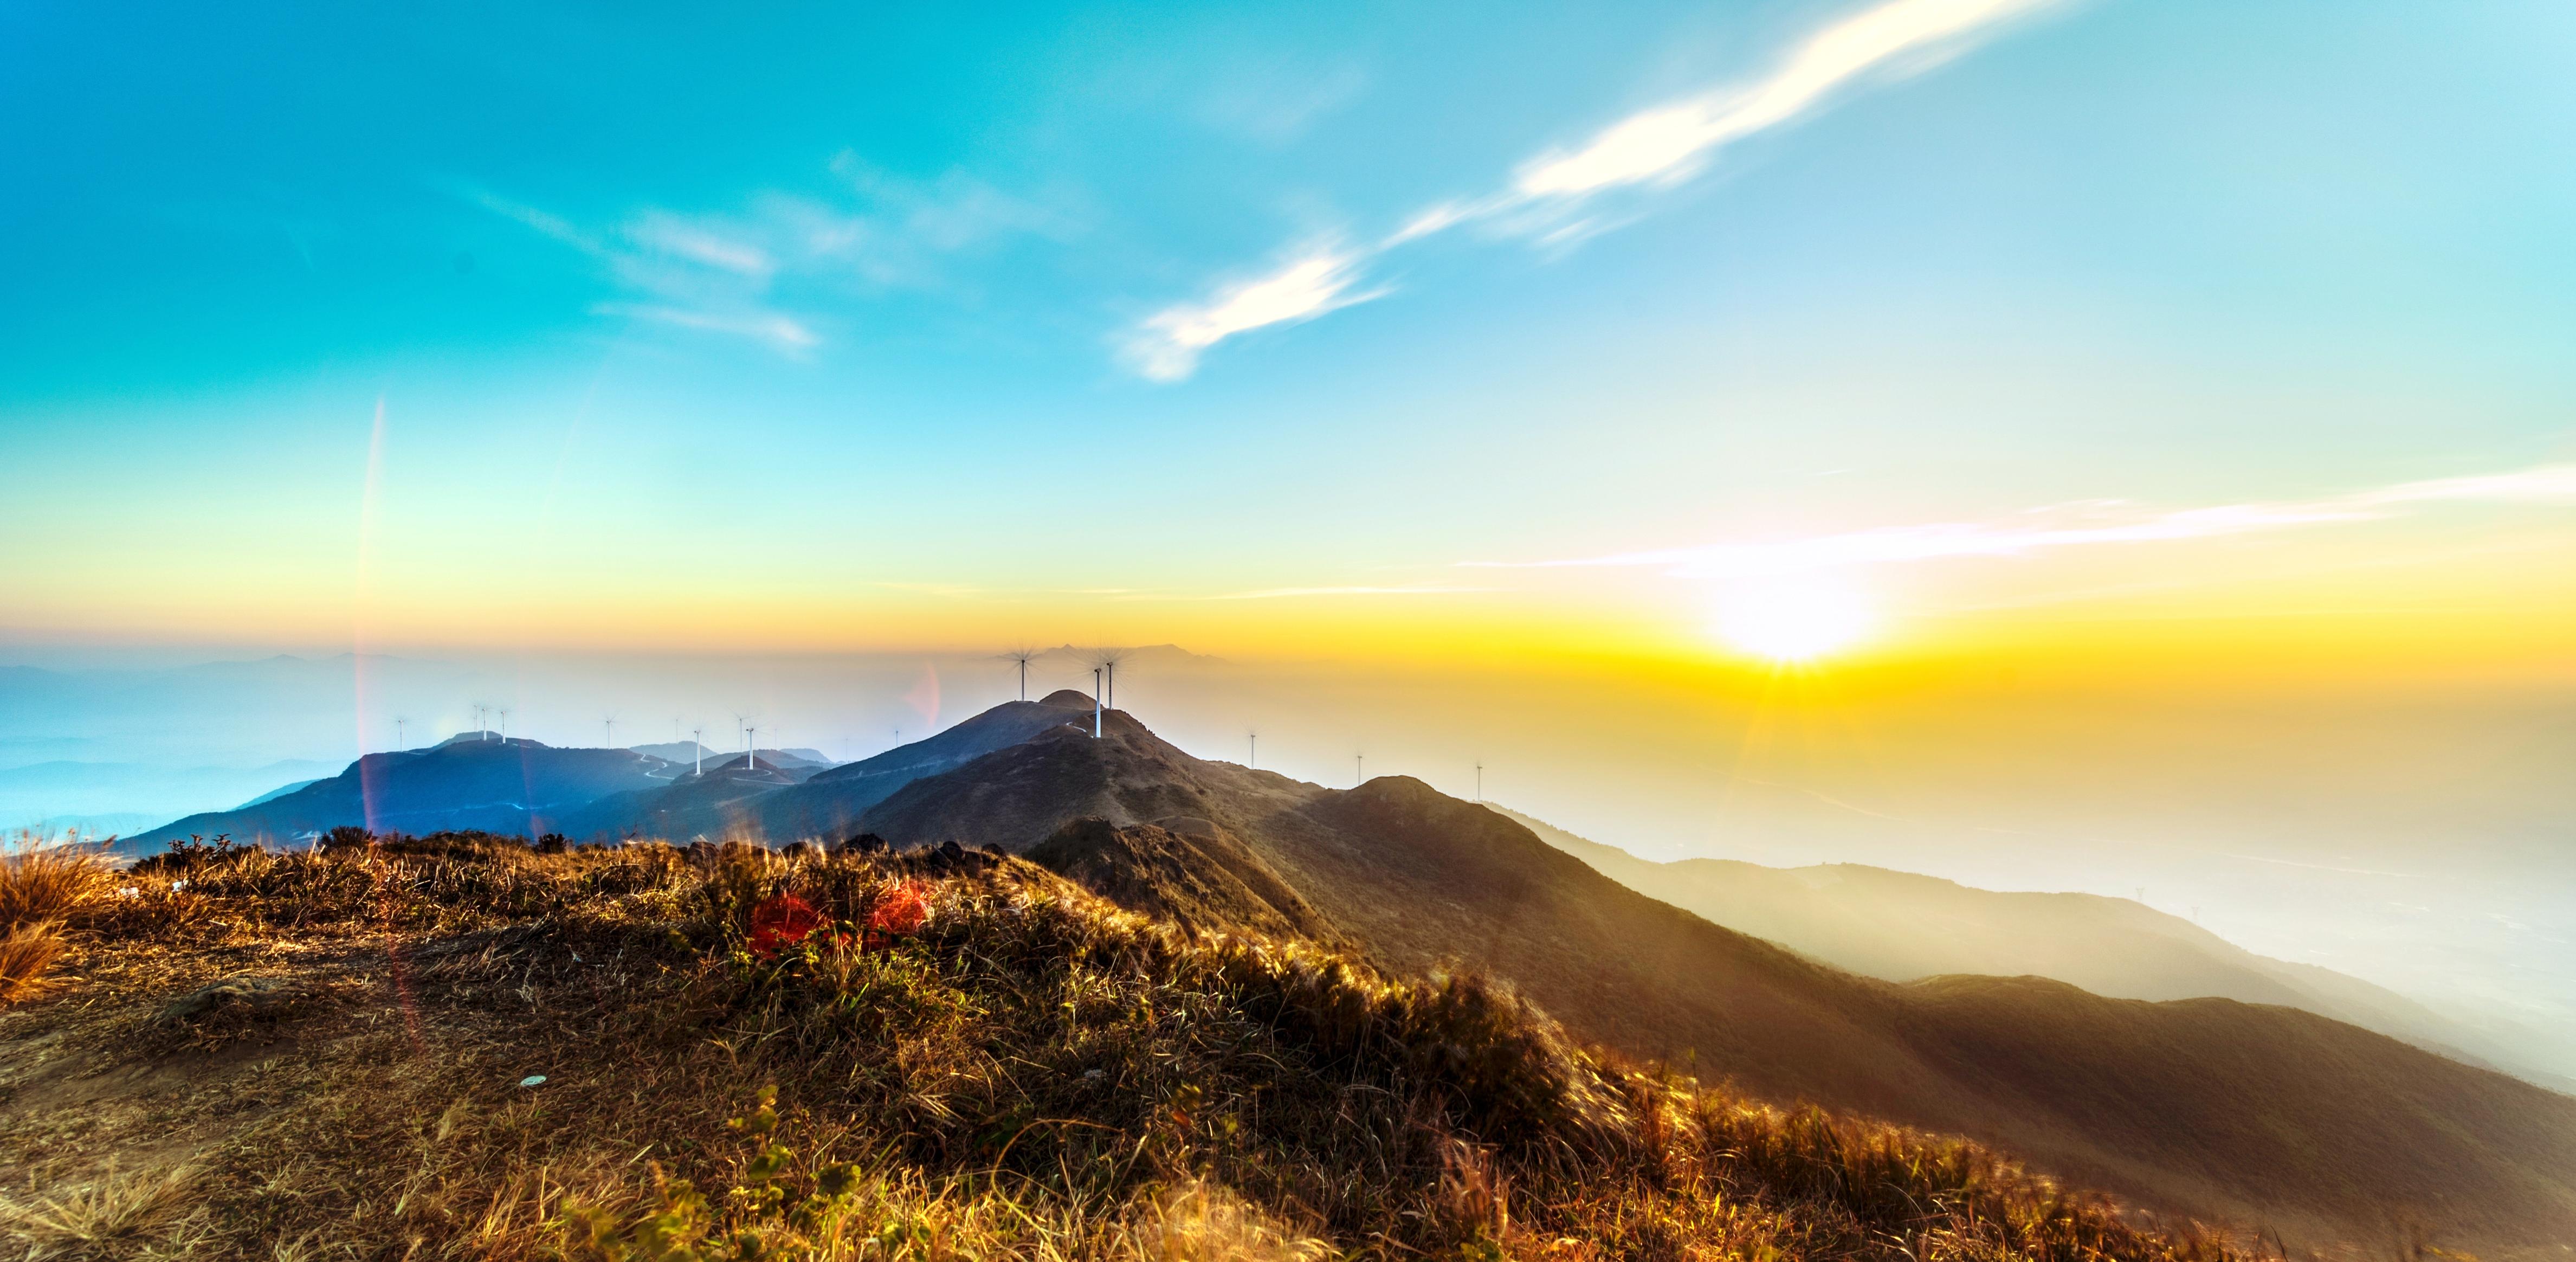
1712, 577, 1876, 663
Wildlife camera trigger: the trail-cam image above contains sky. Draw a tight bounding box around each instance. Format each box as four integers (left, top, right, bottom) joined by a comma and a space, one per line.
4, 0, 2574, 665
4, 2, 2576, 1053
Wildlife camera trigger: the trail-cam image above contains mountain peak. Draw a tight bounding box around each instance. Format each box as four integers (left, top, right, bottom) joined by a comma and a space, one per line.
1036, 688, 1096, 709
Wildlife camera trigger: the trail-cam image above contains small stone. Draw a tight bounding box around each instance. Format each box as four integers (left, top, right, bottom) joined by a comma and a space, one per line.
156, 977, 294, 1025
519, 1075, 548, 1088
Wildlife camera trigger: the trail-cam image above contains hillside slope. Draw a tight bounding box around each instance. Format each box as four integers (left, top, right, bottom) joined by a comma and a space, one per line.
859, 706, 2576, 1253
1498, 807, 2565, 1089
1, 839, 2221, 1261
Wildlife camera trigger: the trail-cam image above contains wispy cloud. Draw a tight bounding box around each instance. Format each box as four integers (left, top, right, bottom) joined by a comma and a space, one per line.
1190, 584, 1489, 601
1466, 465, 2576, 577
469, 159, 1073, 355
626, 212, 775, 278
1121, 247, 1383, 382
1508, 0, 2056, 202
1127, 0, 2063, 381
590, 302, 817, 353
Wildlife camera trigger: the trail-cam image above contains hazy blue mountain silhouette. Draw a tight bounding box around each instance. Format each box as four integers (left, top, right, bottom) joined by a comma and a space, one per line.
124, 736, 681, 850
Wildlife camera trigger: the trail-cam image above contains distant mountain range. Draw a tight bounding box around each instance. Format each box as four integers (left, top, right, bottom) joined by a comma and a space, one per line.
126, 737, 687, 848
1493, 806, 2576, 1092
0, 757, 340, 835
98, 692, 2576, 1249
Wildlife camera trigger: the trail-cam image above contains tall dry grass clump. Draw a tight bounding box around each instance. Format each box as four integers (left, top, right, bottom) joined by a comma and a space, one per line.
0, 834, 114, 928
0, 835, 111, 1005
0, 922, 70, 1005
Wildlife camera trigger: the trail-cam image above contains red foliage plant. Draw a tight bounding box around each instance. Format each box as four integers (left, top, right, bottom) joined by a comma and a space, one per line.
868, 880, 931, 937
746, 880, 933, 961
746, 893, 832, 960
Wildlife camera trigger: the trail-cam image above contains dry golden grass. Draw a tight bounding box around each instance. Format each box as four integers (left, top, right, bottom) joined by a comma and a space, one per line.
0, 838, 111, 1010
0, 922, 69, 1007
0, 834, 2242, 1261
0, 1162, 205, 1258
0, 839, 112, 930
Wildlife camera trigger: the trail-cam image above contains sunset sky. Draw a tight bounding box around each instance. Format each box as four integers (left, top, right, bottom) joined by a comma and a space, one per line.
4, 0, 2573, 676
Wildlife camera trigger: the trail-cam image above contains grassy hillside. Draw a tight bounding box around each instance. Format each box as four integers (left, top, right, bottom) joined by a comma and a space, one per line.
0, 838, 2217, 1261
842, 713, 2576, 1253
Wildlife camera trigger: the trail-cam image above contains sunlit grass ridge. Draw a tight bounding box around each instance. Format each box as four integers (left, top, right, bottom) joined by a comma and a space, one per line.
1, 834, 2234, 1259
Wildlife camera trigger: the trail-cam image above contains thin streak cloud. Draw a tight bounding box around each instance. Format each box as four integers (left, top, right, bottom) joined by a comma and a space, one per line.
1465, 465, 2576, 578
1126, 0, 2064, 381
1183, 584, 1491, 601
1510, 0, 2058, 199
591, 302, 818, 352
1121, 248, 1384, 383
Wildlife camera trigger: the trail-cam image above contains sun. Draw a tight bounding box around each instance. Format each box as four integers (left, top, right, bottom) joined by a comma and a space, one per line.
1712, 577, 1876, 664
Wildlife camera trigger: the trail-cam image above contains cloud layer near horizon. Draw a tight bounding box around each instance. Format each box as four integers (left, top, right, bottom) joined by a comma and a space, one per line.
1465, 465, 2576, 578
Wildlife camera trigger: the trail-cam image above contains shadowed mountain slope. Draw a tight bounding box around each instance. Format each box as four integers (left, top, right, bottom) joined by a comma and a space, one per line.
126, 737, 680, 851
552, 756, 810, 842
1497, 807, 2567, 1090
862, 705, 2576, 1253
1025, 816, 1338, 943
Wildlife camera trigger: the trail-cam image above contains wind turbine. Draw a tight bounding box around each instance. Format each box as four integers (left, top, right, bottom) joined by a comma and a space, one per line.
1090, 666, 1103, 738
603, 716, 617, 749
690, 725, 705, 775
472, 704, 489, 740
1247, 730, 1257, 769
394, 716, 406, 750
1474, 761, 1483, 804
1100, 647, 1128, 712
498, 707, 511, 743
742, 719, 759, 774
999, 646, 1039, 703
1354, 753, 1364, 787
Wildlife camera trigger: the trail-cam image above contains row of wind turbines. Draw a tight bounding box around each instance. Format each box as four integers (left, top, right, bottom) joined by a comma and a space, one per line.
392, 706, 781, 778
388, 646, 1492, 801
1000, 646, 1487, 800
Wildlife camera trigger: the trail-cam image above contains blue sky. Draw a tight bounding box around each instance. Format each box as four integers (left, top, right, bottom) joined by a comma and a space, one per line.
4, 0, 2575, 655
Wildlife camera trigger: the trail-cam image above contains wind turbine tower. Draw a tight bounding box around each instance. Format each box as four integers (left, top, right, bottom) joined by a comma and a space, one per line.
1101, 648, 1128, 712
604, 717, 616, 748
1355, 754, 1364, 787
1001, 647, 1038, 702
498, 707, 511, 742
395, 717, 406, 750
1247, 731, 1257, 769
691, 726, 705, 775
1091, 667, 1103, 738
1475, 762, 1483, 804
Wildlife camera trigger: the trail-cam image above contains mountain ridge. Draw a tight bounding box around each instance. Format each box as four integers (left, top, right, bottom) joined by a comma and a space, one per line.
825, 704, 2576, 1251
